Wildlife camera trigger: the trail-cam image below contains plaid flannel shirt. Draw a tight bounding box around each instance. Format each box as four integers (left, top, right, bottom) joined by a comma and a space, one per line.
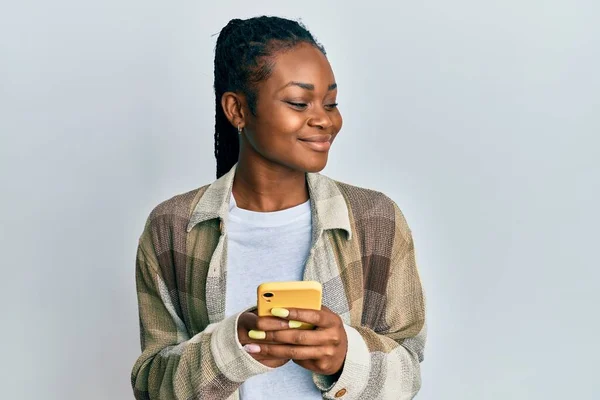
131, 163, 427, 399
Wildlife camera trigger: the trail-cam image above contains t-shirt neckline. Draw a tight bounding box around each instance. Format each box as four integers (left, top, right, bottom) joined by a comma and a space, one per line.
228, 193, 311, 226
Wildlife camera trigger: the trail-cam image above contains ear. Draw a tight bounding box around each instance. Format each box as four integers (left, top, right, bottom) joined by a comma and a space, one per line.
221, 92, 247, 129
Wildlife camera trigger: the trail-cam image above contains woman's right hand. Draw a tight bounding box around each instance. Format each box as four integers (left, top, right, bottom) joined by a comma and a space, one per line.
237, 311, 290, 368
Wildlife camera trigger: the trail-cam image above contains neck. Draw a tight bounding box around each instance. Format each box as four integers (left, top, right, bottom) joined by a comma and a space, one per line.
232, 155, 309, 212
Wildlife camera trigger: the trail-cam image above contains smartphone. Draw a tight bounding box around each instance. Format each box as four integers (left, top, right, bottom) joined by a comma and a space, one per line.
257, 281, 322, 329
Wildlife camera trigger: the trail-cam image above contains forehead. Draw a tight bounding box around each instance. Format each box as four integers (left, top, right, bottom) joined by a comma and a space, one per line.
262, 43, 335, 91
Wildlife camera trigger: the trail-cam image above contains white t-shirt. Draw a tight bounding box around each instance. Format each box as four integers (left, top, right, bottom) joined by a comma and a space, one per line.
224, 193, 322, 399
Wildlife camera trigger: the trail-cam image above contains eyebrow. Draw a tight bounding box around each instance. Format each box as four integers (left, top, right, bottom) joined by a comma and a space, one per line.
281, 81, 337, 91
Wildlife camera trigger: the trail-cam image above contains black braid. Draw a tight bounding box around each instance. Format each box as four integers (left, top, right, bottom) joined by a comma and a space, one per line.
213, 16, 326, 179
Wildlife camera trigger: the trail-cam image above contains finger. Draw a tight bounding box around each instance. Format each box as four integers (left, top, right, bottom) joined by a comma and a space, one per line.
320, 305, 333, 313
254, 316, 293, 331
238, 312, 259, 332
262, 329, 328, 346
239, 335, 281, 346
272, 308, 337, 329
243, 345, 291, 365
250, 355, 291, 362
239, 328, 284, 346
239, 313, 292, 334
258, 343, 325, 360
246, 352, 291, 362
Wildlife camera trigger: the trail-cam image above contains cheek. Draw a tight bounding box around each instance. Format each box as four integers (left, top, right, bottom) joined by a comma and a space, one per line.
275, 109, 307, 132
260, 107, 306, 135
249, 109, 305, 153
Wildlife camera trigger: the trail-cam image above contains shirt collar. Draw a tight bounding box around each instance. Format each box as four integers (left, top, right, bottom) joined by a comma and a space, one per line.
186, 162, 352, 240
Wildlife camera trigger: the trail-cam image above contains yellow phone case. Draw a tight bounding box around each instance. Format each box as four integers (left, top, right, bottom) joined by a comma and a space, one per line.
257, 281, 322, 329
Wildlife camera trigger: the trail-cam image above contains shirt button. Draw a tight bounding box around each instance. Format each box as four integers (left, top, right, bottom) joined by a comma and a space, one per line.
219, 220, 224, 232
334, 388, 347, 398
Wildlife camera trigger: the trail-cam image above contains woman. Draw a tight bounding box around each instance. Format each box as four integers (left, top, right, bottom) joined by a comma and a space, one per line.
131, 16, 427, 400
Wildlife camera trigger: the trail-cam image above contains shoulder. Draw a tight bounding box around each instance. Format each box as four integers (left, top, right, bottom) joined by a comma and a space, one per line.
147, 185, 209, 222
140, 184, 210, 239
328, 176, 412, 236
330, 178, 405, 218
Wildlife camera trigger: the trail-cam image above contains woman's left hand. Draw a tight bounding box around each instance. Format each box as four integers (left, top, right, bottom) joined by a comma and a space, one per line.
248, 305, 348, 376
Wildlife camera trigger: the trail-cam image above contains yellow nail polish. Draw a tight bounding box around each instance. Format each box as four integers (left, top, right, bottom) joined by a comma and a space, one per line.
248, 330, 266, 340
289, 321, 314, 329
289, 320, 303, 329
271, 308, 290, 318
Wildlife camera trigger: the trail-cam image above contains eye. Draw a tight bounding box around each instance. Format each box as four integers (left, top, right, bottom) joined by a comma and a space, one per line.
325, 103, 339, 110
286, 101, 308, 110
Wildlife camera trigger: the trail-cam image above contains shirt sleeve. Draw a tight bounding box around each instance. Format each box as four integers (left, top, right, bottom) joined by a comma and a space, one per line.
130, 232, 272, 399
313, 200, 427, 399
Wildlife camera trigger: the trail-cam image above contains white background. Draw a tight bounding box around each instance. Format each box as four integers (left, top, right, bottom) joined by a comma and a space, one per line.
1, 1, 598, 399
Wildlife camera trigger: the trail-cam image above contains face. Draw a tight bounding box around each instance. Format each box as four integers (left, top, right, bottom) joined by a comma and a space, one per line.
240, 42, 343, 173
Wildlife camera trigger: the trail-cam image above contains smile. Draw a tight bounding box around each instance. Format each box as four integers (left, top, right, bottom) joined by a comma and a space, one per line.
298, 139, 331, 152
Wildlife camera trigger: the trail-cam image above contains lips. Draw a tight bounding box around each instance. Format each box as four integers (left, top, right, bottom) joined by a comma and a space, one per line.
298, 135, 332, 152
298, 134, 332, 143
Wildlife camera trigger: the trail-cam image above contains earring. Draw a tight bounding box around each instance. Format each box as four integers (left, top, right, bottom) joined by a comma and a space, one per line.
237, 124, 242, 135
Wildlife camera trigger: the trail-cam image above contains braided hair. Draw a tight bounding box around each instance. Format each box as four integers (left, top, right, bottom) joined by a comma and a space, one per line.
213, 16, 326, 179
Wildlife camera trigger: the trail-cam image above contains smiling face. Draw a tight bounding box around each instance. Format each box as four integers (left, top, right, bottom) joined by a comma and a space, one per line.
240, 42, 343, 173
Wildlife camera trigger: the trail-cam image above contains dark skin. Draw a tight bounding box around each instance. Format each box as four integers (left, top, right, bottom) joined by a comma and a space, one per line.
237, 306, 347, 376
220, 42, 347, 375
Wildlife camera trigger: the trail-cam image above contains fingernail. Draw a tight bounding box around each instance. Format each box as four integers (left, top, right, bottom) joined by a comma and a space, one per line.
271, 308, 290, 318
243, 344, 261, 353
248, 330, 266, 340
289, 320, 303, 329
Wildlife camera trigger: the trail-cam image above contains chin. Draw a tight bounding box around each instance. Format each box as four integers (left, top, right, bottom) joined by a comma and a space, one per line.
298, 155, 329, 173
269, 151, 329, 174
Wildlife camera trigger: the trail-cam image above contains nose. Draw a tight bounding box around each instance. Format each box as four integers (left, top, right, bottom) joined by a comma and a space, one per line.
307, 106, 333, 130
